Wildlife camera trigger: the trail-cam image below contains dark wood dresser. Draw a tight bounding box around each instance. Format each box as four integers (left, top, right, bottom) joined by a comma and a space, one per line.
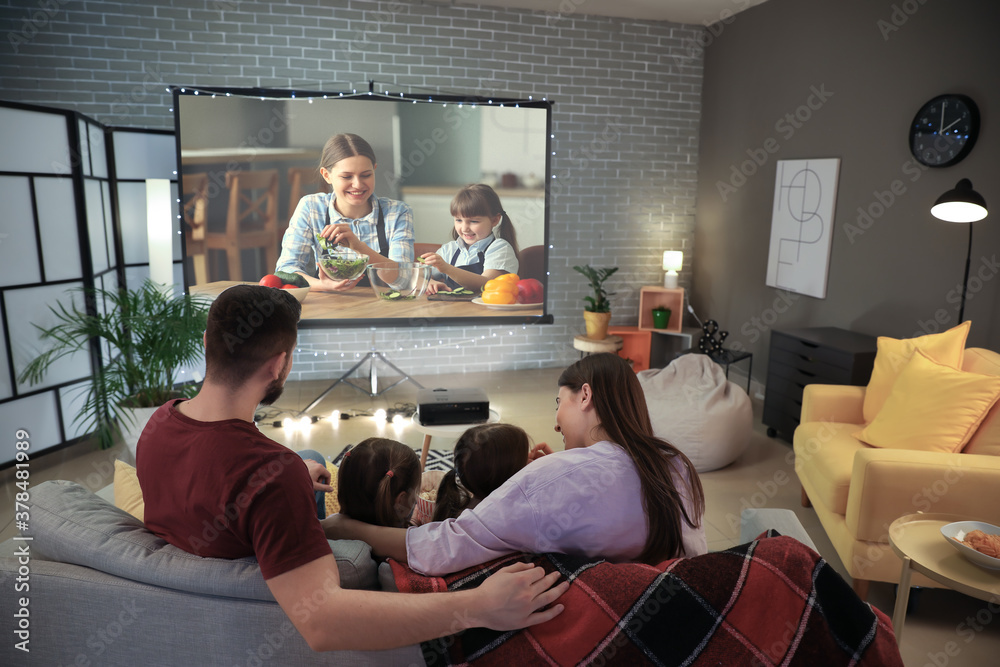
763, 327, 878, 440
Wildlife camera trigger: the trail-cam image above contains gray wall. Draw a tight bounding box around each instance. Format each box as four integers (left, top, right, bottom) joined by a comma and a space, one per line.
696, 0, 1000, 382
0, 0, 703, 380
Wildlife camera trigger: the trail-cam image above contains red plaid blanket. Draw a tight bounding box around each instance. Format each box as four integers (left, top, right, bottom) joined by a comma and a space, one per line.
390, 532, 903, 666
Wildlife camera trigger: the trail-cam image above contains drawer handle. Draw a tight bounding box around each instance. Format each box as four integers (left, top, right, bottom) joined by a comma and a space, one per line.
798, 354, 815, 362
797, 370, 816, 378
798, 341, 819, 349
793, 399, 802, 406
795, 382, 806, 389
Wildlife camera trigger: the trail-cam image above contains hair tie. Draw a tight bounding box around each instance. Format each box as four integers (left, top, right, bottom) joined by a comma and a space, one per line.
342, 450, 352, 460
385, 470, 394, 478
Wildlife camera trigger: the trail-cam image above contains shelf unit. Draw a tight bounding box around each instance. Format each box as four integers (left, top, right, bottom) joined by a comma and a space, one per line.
637, 287, 684, 332
610, 325, 701, 372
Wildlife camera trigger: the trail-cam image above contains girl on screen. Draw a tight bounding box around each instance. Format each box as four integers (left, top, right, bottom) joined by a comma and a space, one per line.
421, 184, 520, 294
275, 133, 415, 291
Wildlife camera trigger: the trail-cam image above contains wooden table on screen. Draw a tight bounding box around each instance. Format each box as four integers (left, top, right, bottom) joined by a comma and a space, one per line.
188, 281, 544, 321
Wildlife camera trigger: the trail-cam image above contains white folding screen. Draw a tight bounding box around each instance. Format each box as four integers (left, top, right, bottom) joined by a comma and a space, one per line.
0, 101, 177, 466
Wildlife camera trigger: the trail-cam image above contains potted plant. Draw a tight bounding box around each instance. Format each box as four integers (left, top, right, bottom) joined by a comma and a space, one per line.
17, 280, 210, 455
573, 265, 619, 340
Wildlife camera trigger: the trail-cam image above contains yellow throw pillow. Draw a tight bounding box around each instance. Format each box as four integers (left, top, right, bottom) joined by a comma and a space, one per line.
855, 349, 1000, 453
325, 461, 340, 517
114, 460, 145, 522
862, 321, 970, 423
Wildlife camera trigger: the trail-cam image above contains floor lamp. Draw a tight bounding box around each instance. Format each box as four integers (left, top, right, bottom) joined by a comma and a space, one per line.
930, 178, 989, 323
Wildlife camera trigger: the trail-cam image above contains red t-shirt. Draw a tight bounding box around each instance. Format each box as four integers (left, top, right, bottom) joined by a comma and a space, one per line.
136, 399, 332, 579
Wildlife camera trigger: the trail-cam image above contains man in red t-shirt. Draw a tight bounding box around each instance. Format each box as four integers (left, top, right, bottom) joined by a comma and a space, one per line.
136, 284, 567, 651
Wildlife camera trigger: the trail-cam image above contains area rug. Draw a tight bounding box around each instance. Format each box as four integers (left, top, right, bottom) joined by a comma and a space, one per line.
331, 446, 454, 472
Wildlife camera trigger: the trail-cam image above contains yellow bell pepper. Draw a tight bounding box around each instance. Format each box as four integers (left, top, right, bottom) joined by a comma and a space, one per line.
482, 275, 519, 304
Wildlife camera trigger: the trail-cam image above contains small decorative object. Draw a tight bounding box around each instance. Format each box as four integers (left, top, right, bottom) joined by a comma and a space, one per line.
662, 250, 683, 288
573, 264, 619, 340
651, 307, 671, 329
501, 172, 518, 188
930, 179, 988, 323
909, 94, 980, 168
698, 319, 729, 357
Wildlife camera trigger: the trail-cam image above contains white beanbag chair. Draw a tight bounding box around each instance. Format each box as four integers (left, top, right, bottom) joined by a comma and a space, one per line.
637, 354, 752, 472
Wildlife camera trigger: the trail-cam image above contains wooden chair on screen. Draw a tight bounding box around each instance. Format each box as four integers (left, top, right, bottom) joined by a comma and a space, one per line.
414, 242, 442, 259
286, 166, 329, 222
180, 173, 209, 284
204, 169, 280, 282
518, 244, 546, 282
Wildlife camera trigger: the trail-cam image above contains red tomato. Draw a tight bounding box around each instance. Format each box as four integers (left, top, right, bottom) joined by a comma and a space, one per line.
281, 284, 298, 290
516, 278, 543, 304
259, 274, 282, 288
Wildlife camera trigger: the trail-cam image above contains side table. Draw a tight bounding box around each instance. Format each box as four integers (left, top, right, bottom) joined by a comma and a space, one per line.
888, 512, 1000, 645
572, 334, 623, 356
411, 409, 501, 471
675, 348, 752, 394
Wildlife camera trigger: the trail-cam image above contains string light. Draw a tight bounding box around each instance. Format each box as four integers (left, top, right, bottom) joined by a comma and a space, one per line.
167, 85, 546, 108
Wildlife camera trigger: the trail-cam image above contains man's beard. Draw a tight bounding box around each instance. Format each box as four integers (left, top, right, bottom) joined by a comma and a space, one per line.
260, 376, 285, 406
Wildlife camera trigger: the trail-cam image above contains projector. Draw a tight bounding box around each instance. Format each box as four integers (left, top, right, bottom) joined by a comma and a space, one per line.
416, 387, 490, 426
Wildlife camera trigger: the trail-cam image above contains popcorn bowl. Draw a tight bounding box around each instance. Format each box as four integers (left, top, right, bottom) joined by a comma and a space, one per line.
366, 262, 432, 301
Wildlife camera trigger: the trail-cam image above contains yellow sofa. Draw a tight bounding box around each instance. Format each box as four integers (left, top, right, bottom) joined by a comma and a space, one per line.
793, 347, 1000, 600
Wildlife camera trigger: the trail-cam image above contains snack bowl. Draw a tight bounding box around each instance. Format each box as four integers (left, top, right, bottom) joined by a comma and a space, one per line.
941, 521, 1000, 570
318, 247, 369, 282
367, 262, 432, 301
282, 285, 310, 303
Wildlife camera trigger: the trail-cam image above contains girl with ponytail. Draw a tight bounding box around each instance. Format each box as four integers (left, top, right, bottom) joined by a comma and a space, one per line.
431, 424, 531, 523
421, 184, 521, 294
336, 438, 421, 528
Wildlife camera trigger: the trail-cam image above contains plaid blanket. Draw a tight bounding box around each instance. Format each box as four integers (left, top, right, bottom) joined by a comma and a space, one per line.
390, 532, 903, 666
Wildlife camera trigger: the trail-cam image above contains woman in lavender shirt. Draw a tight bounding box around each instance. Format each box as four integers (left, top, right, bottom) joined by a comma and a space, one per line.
323, 353, 706, 575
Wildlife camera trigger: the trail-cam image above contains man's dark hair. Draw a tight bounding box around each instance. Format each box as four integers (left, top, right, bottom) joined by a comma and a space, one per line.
204, 285, 301, 389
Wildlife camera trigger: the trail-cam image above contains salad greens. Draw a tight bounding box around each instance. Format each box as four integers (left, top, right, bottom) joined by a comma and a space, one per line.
315, 234, 368, 280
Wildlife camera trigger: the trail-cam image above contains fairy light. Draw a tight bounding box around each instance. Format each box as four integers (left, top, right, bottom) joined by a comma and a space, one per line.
374, 408, 387, 422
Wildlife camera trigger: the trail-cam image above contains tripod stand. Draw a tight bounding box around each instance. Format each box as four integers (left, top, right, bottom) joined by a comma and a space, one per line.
297, 329, 424, 415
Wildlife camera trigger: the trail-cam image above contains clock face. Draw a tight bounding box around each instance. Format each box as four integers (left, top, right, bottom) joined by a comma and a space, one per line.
909, 94, 980, 167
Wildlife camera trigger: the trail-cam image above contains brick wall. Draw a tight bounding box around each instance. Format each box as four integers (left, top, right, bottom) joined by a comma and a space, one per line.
1, 0, 704, 380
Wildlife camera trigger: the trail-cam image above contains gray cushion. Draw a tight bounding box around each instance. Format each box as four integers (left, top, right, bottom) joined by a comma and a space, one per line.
25, 480, 377, 598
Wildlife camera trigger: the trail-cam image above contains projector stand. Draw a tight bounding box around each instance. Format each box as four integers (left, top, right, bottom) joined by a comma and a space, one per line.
298, 329, 424, 413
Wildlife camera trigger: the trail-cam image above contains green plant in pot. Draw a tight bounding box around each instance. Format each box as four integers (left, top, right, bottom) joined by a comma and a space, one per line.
17, 280, 210, 454
573, 265, 619, 340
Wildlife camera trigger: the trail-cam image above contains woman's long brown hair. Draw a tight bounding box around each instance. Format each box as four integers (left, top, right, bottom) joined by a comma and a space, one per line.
558, 353, 705, 563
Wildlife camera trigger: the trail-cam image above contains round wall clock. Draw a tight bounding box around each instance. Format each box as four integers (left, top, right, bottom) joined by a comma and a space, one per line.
908, 94, 980, 167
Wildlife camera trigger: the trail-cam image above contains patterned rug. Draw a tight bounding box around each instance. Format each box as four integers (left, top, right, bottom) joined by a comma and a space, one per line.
331, 446, 454, 472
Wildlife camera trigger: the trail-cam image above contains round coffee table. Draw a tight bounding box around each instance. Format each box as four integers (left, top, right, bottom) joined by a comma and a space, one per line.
410, 409, 501, 470
888, 512, 1000, 644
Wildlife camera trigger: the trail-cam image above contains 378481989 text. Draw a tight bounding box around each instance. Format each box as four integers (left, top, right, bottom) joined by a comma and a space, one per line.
13, 428, 31, 653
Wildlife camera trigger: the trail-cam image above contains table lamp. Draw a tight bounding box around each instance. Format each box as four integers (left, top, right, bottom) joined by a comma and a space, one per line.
662, 250, 683, 288
930, 178, 988, 323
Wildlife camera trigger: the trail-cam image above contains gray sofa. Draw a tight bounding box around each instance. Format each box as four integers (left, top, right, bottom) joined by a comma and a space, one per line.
0, 480, 816, 666
0, 480, 423, 666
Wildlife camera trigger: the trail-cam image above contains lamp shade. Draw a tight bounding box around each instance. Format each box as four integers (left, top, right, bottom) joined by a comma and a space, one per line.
662, 250, 683, 272
931, 178, 988, 223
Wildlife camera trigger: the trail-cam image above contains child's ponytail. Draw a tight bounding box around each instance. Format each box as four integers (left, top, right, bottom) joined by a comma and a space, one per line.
337, 438, 420, 528
431, 470, 472, 523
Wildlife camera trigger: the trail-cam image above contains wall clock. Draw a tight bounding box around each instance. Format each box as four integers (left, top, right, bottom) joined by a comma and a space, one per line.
908, 94, 980, 167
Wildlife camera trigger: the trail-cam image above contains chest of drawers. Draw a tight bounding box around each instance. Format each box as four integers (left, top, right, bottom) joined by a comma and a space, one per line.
763, 327, 877, 440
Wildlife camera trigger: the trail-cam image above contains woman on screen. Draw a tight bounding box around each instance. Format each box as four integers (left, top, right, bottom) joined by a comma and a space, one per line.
422, 184, 520, 295
276, 133, 415, 291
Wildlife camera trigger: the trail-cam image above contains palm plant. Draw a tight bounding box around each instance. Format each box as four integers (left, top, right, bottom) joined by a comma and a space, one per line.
18, 280, 209, 449
572, 265, 619, 313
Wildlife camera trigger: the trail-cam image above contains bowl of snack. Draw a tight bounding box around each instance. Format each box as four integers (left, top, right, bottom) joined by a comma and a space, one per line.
366, 262, 432, 301
941, 521, 1000, 570
318, 247, 369, 282
412, 470, 444, 526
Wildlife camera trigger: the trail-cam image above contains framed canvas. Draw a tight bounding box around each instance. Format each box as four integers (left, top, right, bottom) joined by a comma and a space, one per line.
765, 158, 840, 299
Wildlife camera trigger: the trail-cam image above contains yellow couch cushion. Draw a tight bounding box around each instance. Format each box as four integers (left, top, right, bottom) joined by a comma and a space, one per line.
862, 321, 970, 424
114, 460, 145, 522
963, 348, 1000, 456
855, 350, 1000, 453
794, 421, 869, 515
